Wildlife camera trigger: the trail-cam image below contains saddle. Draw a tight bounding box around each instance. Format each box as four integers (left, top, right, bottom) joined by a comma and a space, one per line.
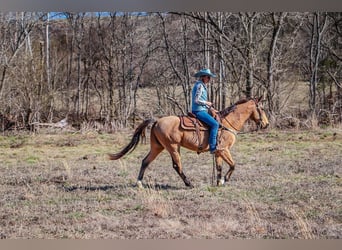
179, 113, 209, 131
179, 112, 211, 151
178, 106, 237, 152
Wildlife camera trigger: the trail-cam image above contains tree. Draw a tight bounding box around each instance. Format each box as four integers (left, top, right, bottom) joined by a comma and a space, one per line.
0, 12, 42, 98
307, 12, 328, 114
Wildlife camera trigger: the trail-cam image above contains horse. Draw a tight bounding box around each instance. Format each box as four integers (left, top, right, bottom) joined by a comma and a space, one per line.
109, 97, 269, 188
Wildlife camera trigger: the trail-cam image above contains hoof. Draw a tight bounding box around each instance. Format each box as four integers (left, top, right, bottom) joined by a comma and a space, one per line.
185, 182, 194, 189
217, 178, 225, 186
137, 180, 143, 189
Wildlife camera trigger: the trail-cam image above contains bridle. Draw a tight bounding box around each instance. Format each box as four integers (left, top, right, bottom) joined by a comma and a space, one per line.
254, 99, 264, 130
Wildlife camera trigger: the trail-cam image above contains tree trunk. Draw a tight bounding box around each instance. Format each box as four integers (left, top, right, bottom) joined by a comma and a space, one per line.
266, 12, 286, 114
309, 12, 328, 114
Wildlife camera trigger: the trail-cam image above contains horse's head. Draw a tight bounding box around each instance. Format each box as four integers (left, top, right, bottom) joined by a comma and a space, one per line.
251, 96, 269, 129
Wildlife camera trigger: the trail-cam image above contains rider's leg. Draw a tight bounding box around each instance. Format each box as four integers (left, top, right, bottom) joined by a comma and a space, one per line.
193, 111, 219, 153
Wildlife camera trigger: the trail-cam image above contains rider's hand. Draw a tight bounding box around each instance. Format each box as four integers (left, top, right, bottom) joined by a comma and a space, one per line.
210, 106, 218, 113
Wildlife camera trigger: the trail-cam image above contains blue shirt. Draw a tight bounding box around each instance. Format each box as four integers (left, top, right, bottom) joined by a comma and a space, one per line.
191, 80, 209, 112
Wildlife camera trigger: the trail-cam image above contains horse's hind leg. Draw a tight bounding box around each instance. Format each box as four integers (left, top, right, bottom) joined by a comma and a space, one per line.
137, 134, 164, 188
168, 145, 193, 188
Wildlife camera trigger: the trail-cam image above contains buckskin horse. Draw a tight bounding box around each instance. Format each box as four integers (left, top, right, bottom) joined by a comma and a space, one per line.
109, 97, 269, 188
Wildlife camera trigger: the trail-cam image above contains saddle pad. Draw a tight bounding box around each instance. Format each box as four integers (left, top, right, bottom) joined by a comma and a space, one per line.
179, 115, 208, 131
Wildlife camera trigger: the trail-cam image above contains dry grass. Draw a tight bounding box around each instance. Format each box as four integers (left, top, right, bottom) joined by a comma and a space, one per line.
0, 127, 341, 239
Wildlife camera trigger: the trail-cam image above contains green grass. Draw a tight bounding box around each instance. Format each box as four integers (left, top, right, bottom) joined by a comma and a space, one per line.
25, 155, 40, 164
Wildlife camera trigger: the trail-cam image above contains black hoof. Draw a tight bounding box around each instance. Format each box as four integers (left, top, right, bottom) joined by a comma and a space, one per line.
185, 181, 194, 188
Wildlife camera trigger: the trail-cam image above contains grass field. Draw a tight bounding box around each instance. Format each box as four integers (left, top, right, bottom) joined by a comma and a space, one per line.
0, 127, 341, 239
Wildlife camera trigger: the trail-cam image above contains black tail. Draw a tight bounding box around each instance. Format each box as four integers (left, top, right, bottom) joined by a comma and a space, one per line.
108, 119, 155, 160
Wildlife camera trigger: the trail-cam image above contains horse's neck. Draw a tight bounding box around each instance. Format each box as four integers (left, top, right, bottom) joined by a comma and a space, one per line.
223, 103, 252, 131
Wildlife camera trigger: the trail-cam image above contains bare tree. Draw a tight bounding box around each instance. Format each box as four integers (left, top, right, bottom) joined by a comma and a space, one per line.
0, 12, 42, 98
307, 12, 329, 114
263, 12, 288, 114
158, 13, 197, 113
239, 12, 259, 98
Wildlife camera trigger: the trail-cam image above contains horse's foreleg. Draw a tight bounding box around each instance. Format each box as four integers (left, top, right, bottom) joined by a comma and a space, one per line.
224, 165, 235, 183
215, 156, 224, 186
169, 146, 193, 188
218, 149, 236, 185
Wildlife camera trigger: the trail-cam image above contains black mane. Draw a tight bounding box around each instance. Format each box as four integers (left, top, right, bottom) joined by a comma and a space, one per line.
219, 98, 252, 117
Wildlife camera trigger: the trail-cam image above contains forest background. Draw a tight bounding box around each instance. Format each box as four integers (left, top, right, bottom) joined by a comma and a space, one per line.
0, 12, 341, 132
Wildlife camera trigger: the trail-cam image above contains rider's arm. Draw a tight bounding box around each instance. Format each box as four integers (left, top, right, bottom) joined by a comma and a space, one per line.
194, 84, 209, 107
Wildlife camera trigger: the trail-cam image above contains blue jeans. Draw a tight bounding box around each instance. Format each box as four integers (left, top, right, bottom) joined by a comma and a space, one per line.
193, 110, 219, 152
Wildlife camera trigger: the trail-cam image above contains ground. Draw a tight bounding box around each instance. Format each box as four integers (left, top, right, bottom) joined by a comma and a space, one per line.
0, 127, 341, 239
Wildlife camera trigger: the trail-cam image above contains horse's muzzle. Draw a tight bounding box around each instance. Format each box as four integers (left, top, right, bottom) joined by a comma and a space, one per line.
258, 120, 269, 130
261, 122, 269, 129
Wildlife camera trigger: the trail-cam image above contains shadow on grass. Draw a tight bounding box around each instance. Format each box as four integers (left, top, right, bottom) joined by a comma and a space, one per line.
58, 183, 183, 192
60, 184, 119, 192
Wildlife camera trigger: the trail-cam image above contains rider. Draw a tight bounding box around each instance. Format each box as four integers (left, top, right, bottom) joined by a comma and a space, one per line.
191, 68, 219, 154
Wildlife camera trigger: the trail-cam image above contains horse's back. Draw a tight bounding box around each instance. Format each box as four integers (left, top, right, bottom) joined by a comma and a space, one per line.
154, 115, 180, 132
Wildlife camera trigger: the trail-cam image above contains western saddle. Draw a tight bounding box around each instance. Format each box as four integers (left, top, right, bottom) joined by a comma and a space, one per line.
179, 112, 214, 151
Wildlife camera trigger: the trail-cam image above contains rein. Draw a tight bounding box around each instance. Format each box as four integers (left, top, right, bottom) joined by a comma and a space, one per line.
211, 153, 216, 186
